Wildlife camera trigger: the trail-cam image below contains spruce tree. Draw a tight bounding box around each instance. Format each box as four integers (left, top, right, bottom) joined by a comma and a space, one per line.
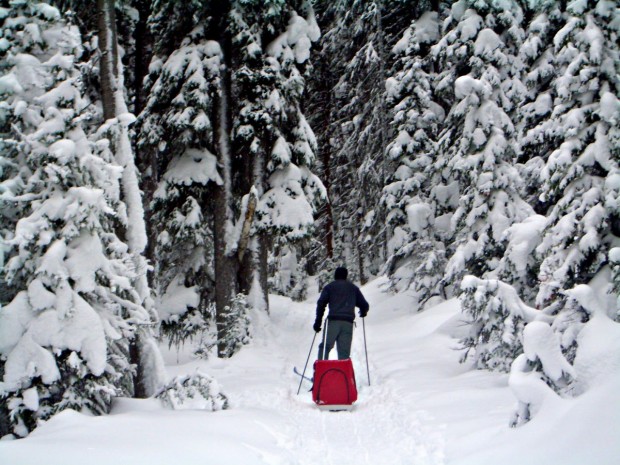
0, 1, 151, 437
230, 0, 325, 310
137, 7, 224, 345
383, 11, 447, 307
309, 0, 416, 283
535, 0, 620, 309
430, 1, 531, 290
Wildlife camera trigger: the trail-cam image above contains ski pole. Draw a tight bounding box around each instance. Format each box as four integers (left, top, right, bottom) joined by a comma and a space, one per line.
297, 331, 317, 395
321, 318, 329, 360
362, 317, 370, 386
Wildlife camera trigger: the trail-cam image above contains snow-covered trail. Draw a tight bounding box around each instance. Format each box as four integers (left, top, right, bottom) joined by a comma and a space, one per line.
4, 277, 617, 465
182, 280, 447, 465
0, 278, 450, 465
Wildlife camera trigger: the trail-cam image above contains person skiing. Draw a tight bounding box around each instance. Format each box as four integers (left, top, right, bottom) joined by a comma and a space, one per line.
314, 266, 369, 360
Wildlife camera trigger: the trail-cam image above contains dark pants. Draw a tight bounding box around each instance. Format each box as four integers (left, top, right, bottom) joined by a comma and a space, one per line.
318, 320, 353, 360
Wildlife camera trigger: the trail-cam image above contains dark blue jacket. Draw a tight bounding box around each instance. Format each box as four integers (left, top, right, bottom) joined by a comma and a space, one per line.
316, 279, 369, 324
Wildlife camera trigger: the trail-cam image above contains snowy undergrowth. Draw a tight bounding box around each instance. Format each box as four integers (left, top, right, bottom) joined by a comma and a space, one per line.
0, 277, 618, 465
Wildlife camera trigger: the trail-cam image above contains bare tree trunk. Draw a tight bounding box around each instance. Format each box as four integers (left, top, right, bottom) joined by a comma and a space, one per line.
97, 0, 119, 120
132, 0, 152, 116
132, 0, 157, 287
213, 20, 239, 357
374, 0, 390, 261
257, 233, 270, 312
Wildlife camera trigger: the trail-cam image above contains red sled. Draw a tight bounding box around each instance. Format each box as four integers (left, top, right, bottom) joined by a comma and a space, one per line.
312, 359, 357, 411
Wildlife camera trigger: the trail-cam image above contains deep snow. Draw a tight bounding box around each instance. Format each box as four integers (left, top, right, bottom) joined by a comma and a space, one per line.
1, 277, 618, 465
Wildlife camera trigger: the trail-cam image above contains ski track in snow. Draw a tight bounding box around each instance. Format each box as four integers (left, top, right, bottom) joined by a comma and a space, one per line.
220, 296, 445, 465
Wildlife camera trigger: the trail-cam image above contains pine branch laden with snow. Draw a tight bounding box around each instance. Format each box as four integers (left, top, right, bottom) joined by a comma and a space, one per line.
496, 214, 547, 303
218, 294, 252, 359
509, 282, 620, 426
247, 5, 326, 244
459, 276, 543, 372
382, 11, 447, 307
442, 27, 531, 286
156, 371, 228, 411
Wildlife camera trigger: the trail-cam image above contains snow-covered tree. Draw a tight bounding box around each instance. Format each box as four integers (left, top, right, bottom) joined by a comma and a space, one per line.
509, 283, 620, 426
308, 0, 419, 283
156, 371, 228, 411
0, 1, 155, 437
138, 1, 324, 354
382, 11, 447, 306
516, 1, 565, 208
218, 293, 251, 358
534, 0, 620, 309
137, 14, 223, 345
459, 276, 543, 372
509, 320, 574, 427
430, 1, 531, 292
96, 0, 165, 398
230, 0, 325, 309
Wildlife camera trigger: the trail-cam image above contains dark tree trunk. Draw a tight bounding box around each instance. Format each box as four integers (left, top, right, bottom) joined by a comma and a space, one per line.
97, 0, 119, 120
129, 337, 147, 398
212, 5, 239, 357
257, 233, 270, 313
132, 0, 157, 286
132, 0, 152, 116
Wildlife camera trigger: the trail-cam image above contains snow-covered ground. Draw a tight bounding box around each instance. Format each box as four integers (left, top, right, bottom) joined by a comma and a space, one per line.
1, 277, 618, 465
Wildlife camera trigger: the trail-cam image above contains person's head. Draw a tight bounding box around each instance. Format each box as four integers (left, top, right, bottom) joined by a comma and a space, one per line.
334, 266, 348, 280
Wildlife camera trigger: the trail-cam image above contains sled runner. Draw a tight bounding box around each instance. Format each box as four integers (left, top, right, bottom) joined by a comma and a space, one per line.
312, 358, 357, 411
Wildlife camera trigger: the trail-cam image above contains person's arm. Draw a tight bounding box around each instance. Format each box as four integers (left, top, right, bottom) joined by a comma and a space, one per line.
314, 286, 330, 331
356, 287, 369, 317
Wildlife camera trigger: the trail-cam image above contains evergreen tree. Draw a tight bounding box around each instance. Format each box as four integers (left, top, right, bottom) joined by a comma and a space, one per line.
138, 0, 324, 353
137, 8, 223, 345
383, 11, 447, 307
534, 0, 620, 309
0, 1, 152, 437
230, 0, 325, 310
516, 1, 565, 209
309, 0, 418, 283
430, 0, 532, 291
459, 276, 542, 372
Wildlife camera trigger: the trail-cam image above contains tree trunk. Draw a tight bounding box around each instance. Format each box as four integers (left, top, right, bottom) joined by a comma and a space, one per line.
374, 0, 390, 261
131, 0, 157, 287
132, 0, 152, 116
213, 15, 239, 356
97, 0, 163, 395
257, 233, 270, 313
97, 0, 119, 120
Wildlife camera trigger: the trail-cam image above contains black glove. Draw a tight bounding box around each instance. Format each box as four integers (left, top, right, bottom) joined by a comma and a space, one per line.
313, 321, 321, 333
359, 310, 368, 318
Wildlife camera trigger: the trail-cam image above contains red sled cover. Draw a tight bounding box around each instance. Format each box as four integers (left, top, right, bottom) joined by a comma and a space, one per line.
312, 359, 358, 407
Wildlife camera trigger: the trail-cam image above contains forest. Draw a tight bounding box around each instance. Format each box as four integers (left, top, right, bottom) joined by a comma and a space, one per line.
0, 0, 619, 441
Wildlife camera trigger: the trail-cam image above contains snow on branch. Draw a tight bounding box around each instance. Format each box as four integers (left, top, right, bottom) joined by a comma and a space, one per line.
459, 276, 549, 372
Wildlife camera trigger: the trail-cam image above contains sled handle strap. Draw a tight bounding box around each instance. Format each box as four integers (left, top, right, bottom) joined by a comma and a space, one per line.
297, 331, 317, 395
363, 317, 370, 386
